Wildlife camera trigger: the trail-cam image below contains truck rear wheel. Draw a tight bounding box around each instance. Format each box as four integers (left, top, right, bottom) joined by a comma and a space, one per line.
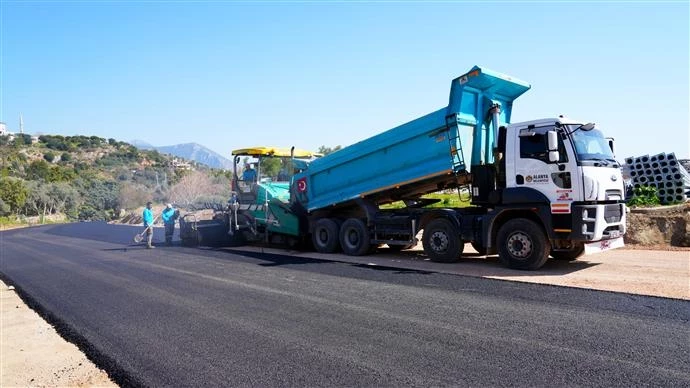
551, 243, 584, 261
422, 218, 462, 262
340, 218, 371, 256
497, 219, 549, 270
312, 218, 341, 253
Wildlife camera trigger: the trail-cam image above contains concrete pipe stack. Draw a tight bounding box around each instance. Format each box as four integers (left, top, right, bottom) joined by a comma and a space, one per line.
624, 152, 690, 204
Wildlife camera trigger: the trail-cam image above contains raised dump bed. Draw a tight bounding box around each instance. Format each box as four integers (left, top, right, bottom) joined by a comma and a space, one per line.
293, 66, 530, 213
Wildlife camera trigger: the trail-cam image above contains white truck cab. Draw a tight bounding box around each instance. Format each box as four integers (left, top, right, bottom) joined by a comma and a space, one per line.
504, 117, 626, 253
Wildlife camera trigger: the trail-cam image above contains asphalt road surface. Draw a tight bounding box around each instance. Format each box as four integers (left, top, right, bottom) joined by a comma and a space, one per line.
1, 222, 689, 387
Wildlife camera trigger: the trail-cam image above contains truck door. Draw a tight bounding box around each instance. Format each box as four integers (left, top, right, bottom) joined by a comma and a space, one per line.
511, 127, 575, 210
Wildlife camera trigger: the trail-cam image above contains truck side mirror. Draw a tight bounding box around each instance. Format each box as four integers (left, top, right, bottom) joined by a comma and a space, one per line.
547, 130, 559, 162
548, 151, 560, 163
547, 131, 558, 151
607, 137, 615, 156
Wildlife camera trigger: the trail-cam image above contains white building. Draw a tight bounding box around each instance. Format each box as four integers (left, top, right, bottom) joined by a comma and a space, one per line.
0, 122, 7, 136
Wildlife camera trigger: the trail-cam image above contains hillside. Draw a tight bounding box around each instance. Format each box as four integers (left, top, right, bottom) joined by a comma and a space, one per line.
0, 134, 231, 224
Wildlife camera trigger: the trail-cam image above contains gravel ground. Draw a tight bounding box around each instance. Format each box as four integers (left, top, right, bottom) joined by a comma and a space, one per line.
0, 280, 116, 387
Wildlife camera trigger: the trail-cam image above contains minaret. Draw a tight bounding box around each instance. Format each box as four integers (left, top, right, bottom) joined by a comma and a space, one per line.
19, 113, 24, 134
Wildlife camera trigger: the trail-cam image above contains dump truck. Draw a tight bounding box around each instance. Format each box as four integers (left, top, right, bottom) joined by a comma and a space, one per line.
185, 65, 627, 270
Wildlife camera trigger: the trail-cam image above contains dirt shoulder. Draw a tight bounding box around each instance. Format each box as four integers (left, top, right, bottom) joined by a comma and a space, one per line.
0, 280, 116, 387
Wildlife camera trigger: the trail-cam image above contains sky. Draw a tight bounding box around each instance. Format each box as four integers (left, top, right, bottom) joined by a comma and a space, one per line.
1, 0, 688, 161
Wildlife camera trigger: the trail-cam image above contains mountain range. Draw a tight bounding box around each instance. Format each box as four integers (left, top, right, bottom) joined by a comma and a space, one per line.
130, 140, 233, 170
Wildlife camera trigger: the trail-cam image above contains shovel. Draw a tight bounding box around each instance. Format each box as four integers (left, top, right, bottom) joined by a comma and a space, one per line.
133, 226, 152, 243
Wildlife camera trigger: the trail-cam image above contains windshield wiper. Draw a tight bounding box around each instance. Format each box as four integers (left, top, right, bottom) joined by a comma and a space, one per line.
588, 158, 620, 167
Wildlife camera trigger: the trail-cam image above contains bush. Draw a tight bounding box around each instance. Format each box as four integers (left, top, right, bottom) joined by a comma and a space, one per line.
44, 151, 56, 163
0, 216, 23, 228
628, 185, 660, 207
78, 205, 98, 220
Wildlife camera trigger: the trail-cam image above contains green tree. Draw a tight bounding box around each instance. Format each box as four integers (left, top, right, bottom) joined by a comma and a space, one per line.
74, 179, 120, 220
317, 145, 342, 155
0, 177, 28, 215
13, 134, 26, 147
0, 198, 10, 216
48, 182, 81, 218
26, 160, 51, 180
24, 181, 51, 217
261, 158, 282, 178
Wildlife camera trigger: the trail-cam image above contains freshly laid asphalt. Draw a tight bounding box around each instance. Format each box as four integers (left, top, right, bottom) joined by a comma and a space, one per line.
1, 222, 688, 387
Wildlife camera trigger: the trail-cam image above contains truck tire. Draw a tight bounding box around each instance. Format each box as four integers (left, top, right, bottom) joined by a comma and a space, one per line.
422, 218, 462, 263
551, 243, 585, 261
312, 218, 341, 253
497, 219, 550, 270
340, 218, 371, 256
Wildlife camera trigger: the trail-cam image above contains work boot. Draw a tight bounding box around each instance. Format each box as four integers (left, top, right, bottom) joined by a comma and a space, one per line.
146, 234, 154, 249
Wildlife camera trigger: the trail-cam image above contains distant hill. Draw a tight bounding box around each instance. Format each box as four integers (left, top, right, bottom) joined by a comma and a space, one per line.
136, 142, 233, 170
129, 139, 156, 150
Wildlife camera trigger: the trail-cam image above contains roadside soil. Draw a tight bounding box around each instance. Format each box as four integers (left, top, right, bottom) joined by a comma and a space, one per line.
0, 280, 116, 387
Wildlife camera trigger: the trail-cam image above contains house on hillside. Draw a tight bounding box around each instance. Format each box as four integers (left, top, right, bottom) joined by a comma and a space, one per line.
171, 158, 193, 171
0, 122, 8, 136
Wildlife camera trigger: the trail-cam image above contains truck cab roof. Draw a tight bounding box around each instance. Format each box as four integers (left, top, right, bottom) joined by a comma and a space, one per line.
508, 117, 593, 131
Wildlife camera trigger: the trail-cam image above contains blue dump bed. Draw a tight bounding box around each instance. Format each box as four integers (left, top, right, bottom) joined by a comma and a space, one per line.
293, 66, 531, 213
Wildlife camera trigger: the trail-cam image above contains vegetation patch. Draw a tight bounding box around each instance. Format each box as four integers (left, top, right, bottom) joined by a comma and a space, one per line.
0, 134, 232, 225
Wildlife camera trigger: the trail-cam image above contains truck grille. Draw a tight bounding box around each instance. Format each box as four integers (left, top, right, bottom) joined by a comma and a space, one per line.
604, 204, 622, 223
605, 189, 623, 201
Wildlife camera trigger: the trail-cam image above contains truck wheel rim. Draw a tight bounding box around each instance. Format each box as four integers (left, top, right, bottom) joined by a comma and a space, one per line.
345, 228, 359, 248
507, 232, 532, 258
317, 228, 329, 245
430, 231, 449, 252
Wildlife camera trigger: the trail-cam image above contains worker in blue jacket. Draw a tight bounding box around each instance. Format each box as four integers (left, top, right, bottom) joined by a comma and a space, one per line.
142, 201, 155, 249
243, 163, 257, 182
161, 203, 177, 246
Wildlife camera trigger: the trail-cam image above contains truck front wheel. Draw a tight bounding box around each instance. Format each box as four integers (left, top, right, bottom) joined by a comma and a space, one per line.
497, 219, 550, 270
422, 218, 462, 263
340, 218, 371, 256
312, 218, 341, 253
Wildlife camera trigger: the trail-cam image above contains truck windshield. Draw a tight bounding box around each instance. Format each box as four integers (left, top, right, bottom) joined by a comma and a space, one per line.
569, 127, 616, 163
